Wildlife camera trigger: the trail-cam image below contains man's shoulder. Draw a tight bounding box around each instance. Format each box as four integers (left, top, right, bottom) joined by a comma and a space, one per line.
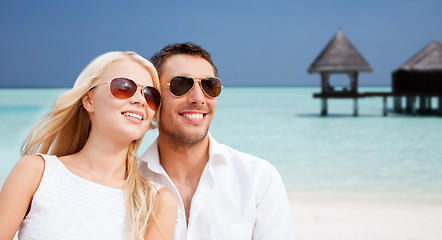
213, 141, 288, 204
213, 140, 278, 175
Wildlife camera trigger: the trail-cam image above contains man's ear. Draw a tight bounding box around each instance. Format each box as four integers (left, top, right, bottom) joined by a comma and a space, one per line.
82, 91, 94, 112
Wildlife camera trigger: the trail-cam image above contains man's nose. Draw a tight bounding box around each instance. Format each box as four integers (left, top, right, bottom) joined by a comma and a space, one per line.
187, 81, 206, 105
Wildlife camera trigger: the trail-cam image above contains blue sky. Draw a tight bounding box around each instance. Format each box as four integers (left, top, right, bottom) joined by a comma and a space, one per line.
0, 0, 441, 87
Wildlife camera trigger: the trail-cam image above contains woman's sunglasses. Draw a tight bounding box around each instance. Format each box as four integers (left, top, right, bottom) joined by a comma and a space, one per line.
164, 75, 223, 98
98, 78, 161, 111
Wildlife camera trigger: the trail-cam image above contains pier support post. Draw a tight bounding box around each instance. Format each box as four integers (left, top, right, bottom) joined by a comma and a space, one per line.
406, 97, 412, 113
383, 96, 387, 116
428, 97, 432, 113
411, 96, 417, 116
439, 97, 442, 115
393, 97, 402, 113
353, 98, 358, 117
321, 98, 328, 116
419, 96, 426, 113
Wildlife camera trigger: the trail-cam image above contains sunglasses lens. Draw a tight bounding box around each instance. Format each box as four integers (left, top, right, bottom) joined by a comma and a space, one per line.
143, 86, 161, 111
201, 77, 222, 98
110, 78, 137, 99
170, 76, 195, 96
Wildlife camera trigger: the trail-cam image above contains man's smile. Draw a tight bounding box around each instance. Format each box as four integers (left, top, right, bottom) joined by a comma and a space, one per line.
179, 111, 207, 122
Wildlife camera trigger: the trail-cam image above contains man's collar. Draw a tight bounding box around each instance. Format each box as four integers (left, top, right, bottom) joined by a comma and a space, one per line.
140, 133, 227, 174
139, 138, 165, 174
207, 133, 227, 164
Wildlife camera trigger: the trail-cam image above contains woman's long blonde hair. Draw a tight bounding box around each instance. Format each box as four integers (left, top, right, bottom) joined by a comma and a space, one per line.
21, 51, 160, 240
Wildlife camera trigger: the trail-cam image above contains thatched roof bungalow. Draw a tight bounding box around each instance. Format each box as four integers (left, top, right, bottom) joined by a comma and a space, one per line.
308, 30, 372, 93
392, 41, 442, 94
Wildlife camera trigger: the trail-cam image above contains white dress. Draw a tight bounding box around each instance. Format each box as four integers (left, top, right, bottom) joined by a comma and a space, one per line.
18, 154, 130, 240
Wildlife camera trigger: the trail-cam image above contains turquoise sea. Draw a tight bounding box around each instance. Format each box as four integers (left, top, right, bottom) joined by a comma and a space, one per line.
1, 87, 442, 201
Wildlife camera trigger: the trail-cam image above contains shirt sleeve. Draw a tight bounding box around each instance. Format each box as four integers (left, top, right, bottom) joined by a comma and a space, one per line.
253, 163, 295, 240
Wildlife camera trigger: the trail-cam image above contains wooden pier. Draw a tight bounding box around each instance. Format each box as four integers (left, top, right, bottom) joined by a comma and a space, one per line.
313, 91, 442, 116
307, 31, 441, 116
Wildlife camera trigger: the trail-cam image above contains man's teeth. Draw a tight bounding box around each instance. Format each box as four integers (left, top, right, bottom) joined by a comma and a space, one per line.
123, 112, 142, 120
182, 113, 204, 119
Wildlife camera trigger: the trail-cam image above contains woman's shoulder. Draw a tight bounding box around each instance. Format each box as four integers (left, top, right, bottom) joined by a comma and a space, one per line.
1, 155, 46, 201
156, 187, 175, 200
148, 182, 176, 205
144, 186, 177, 240
155, 187, 177, 209
13, 155, 46, 189
15, 155, 46, 176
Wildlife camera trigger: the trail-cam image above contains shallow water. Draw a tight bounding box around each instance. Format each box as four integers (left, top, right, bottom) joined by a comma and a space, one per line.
1, 87, 441, 200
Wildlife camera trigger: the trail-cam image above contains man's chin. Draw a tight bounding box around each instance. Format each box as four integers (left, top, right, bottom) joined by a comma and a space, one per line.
160, 126, 209, 146
178, 130, 208, 145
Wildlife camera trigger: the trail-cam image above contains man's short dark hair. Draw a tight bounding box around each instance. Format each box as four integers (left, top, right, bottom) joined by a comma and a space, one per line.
150, 42, 218, 77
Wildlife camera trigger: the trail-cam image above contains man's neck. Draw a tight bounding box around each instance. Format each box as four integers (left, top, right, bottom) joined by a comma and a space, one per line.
157, 134, 210, 181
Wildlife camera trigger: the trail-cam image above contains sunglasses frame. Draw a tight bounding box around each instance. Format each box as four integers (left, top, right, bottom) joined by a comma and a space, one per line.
163, 75, 223, 98
96, 77, 161, 110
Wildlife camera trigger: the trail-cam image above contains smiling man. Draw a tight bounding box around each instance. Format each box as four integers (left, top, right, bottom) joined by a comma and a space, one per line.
139, 42, 294, 240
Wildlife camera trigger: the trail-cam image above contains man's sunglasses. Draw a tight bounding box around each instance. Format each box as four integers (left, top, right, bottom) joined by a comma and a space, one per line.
164, 75, 223, 98
98, 78, 161, 111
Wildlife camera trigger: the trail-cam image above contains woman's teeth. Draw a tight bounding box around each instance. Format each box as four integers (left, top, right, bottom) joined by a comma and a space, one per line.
123, 112, 142, 120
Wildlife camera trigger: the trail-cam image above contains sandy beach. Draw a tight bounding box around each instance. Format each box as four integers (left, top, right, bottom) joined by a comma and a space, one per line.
3, 177, 442, 240
291, 194, 442, 240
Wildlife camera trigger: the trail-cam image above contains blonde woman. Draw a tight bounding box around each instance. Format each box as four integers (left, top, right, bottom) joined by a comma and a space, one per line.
0, 51, 177, 240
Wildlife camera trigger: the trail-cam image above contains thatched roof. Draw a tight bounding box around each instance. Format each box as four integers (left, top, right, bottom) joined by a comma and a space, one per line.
308, 30, 373, 73
396, 41, 442, 72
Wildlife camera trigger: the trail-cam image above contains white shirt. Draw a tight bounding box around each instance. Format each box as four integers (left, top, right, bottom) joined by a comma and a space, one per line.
139, 134, 294, 240
18, 154, 128, 240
